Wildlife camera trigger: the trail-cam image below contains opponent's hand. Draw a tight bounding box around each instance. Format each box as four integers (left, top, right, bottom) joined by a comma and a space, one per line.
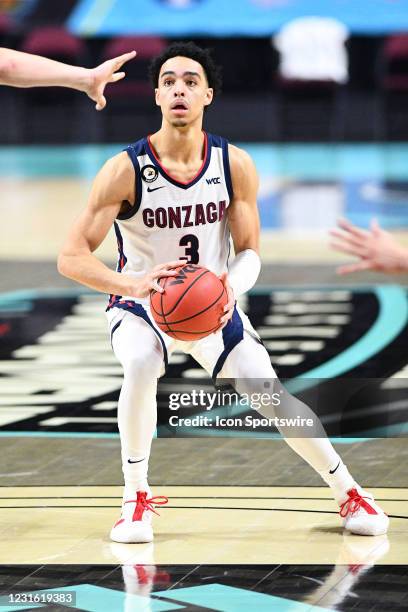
329, 217, 408, 274
130, 261, 185, 297
218, 273, 235, 330
85, 50, 136, 110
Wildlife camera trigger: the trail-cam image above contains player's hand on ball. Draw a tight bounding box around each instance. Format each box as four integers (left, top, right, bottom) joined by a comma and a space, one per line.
218, 273, 235, 330
136, 261, 185, 297
85, 50, 136, 110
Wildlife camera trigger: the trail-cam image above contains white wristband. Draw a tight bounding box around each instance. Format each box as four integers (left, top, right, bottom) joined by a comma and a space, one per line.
228, 249, 261, 297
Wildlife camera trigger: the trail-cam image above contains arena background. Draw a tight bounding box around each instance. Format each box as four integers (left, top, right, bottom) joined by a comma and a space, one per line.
0, 1, 407, 611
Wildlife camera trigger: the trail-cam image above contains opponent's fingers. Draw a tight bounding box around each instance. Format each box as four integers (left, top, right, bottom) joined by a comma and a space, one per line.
329, 228, 354, 242
113, 50, 136, 70
110, 71, 125, 83
329, 240, 367, 258
370, 217, 383, 236
337, 217, 369, 239
337, 260, 372, 275
95, 94, 106, 111
329, 228, 369, 250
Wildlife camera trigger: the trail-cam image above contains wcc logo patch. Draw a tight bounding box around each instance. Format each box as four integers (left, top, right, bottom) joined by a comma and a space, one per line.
141, 164, 159, 183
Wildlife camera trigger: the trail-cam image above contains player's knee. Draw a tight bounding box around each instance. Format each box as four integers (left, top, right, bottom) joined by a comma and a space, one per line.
235, 376, 278, 399
123, 349, 162, 379
228, 338, 275, 382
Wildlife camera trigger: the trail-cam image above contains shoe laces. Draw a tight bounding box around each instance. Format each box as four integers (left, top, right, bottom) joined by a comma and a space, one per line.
339, 488, 374, 517
125, 491, 169, 517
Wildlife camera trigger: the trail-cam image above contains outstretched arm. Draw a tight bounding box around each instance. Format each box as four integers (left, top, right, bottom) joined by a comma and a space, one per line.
0, 47, 136, 110
330, 217, 408, 274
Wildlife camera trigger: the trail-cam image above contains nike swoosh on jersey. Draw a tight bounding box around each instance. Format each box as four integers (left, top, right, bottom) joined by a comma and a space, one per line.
127, 458, 145, 464
147, 186, 166, 192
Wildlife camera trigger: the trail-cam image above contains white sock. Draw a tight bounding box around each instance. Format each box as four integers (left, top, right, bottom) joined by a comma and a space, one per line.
123, 456, 150, 495
283, 437, 356, 505
320, 459, 356, 505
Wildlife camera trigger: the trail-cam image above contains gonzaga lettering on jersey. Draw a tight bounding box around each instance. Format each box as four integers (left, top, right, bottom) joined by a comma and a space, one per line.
142, 201, 226, 228
108, 132, 233, 308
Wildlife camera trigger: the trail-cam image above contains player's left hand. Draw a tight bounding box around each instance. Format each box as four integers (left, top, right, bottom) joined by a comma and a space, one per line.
329, 217, 407, 274
85, 50, 137, 111
218, 273, 235, 330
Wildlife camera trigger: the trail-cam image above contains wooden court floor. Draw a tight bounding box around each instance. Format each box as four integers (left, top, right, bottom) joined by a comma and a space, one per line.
0, 484, 405, 566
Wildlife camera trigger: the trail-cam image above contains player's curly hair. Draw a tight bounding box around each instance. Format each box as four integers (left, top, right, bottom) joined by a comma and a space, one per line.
148, 41, 222, 96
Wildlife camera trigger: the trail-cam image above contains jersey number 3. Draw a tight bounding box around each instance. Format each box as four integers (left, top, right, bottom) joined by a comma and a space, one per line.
179, 234, 199, 264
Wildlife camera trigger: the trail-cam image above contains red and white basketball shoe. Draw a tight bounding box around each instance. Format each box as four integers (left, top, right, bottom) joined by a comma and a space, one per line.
110, 490, 168, 544
340, 487, 389, 536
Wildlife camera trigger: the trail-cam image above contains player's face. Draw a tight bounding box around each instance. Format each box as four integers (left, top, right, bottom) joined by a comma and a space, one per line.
155, 56, 213, 127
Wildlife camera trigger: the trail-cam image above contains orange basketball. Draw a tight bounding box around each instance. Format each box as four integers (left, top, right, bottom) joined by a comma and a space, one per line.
150, 264, 228, 340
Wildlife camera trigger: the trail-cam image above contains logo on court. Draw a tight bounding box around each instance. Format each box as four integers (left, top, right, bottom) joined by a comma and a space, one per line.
1, 289, 407, 437
141, 165, 159, 183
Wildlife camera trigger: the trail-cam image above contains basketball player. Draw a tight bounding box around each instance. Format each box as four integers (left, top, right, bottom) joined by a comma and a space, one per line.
0, 47, 136, 110
330, 217, 408, 274
58, 42, 389, 543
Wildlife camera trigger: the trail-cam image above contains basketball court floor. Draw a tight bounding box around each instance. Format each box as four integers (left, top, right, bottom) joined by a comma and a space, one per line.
0, 144, 407, 611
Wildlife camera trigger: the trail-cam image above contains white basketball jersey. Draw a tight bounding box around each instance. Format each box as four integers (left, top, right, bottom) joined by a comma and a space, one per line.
108, 132, 233, 307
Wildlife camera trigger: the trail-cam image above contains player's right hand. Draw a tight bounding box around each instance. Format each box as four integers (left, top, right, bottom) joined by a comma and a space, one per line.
131, 261, 185, 297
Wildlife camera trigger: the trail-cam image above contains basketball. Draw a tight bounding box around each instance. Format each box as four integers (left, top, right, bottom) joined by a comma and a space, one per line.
150, 264, 228, 340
